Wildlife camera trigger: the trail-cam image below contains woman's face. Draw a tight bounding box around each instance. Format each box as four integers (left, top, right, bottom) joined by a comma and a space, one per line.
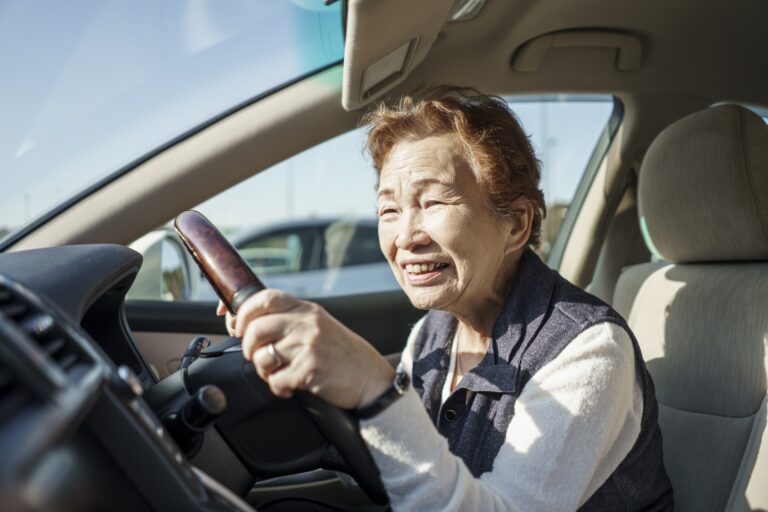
377, 133, 523, 320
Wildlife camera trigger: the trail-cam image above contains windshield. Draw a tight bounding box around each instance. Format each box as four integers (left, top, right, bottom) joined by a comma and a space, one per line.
0, 0, 344, 246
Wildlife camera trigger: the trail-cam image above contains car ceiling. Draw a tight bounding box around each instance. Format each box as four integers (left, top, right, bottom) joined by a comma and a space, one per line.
390, 0, 767, 104
7, 0, 767, 252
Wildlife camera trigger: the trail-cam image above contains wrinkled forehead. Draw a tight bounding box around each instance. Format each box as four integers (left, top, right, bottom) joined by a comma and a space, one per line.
377, 134, 473, 195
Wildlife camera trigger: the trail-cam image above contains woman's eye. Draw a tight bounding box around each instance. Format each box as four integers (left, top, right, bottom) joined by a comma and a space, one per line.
424, 200, 444, 208
378, 207, 397, 217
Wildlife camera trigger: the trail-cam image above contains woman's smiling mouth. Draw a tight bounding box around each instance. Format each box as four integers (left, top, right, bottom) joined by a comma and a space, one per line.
402, 261, 450, 284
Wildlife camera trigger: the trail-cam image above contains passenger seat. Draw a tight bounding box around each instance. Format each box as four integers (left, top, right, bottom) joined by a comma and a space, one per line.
613, 104, 768, 511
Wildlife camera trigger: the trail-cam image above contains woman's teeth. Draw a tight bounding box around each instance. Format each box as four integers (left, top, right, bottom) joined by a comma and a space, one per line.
405, 263, 447, 274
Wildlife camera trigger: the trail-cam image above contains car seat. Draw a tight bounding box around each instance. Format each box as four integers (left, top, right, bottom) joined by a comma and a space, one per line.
613, 104, 768, 511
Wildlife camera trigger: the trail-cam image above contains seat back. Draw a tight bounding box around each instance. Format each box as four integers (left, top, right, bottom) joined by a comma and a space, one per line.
614, 104, 768, 511
587, 185, 649, 304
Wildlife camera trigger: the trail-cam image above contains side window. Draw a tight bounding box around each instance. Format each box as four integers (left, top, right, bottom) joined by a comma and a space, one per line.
320, 221, 385, 270
343, 225, 386, 267
739, 104, 768, 124
193, 128, 392, 300
505, 96, 616, 260
127, 231, 192, 301
128, 96, 617, 301
160, 239, 190, 301
236, 228, 318, 276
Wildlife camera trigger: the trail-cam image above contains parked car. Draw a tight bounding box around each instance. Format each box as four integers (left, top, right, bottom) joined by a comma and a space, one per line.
206, 217, 398, 299
129, 218, 398, 301
1, 1, 767, 511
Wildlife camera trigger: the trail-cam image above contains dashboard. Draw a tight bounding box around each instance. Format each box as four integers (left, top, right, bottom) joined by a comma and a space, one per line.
0, 245, 254, 512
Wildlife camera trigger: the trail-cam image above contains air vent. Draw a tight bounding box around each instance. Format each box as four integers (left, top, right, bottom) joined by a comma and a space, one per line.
0, 359, 34, 421
0, 284, 93, 381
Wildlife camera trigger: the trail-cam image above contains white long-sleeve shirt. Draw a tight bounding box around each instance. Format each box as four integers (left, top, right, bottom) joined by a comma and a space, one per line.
359, 318, 643, 511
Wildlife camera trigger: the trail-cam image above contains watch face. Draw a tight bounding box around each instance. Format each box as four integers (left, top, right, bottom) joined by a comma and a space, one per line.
394, 371, 410, 394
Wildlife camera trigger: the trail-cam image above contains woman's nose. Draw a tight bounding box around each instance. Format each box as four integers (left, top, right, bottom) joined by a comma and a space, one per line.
395, 212, 430, 250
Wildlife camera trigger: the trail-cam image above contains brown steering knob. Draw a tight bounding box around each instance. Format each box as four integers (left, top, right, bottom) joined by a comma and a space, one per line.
174, 210, 266, 315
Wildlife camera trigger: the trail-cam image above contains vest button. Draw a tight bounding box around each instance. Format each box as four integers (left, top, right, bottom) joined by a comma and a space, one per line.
444, 409, 458, 422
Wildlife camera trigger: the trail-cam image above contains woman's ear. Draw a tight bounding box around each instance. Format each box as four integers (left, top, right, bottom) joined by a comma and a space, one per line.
507, 198, 534, 251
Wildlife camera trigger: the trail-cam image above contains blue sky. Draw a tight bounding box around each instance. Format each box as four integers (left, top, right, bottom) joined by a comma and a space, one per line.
0, 0, 343, 234
0, 1, 612, 239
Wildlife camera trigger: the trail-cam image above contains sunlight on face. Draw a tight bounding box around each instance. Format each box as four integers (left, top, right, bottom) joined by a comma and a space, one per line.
376, 134, 518, 318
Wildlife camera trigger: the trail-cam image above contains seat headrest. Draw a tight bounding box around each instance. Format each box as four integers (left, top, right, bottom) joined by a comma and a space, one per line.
639, 104, 768, 263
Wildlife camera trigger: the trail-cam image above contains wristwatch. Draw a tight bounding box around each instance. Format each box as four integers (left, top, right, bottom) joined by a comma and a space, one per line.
355, 365, 411, 420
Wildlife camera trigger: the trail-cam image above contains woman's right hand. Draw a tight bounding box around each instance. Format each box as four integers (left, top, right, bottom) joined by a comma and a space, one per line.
215, 290, 394, 409
216, 301, 237, 337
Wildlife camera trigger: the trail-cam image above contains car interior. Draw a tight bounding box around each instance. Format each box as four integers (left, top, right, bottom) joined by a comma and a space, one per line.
1, 0, 767, 511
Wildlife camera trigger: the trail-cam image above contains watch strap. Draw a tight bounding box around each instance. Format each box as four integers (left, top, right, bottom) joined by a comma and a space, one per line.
356, 368, 410, 420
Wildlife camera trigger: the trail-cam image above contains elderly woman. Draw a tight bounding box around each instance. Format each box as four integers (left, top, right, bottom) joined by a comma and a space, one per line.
218, 88, 673, 511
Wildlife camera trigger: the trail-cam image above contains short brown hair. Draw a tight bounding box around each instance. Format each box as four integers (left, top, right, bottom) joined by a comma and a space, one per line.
363, 86, 546, 247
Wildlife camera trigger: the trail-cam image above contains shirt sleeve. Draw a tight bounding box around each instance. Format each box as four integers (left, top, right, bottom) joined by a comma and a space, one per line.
359, 321, 643, 511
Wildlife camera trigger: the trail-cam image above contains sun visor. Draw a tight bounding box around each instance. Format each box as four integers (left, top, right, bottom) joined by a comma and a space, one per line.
341, 0, 455, 111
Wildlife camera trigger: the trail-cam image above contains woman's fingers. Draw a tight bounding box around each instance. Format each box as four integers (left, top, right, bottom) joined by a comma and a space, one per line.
226, 313, 236, 336
252, 337, 302, 379
215, 300, 237, 336
234, 289, 301, 337
229, 289, 394, 409
264, 356, 313, 399
253, 343, 283, 376
241, 313, 296, 361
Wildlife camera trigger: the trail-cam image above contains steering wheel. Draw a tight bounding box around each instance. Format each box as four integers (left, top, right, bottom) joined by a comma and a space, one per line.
173, 210, 388, 505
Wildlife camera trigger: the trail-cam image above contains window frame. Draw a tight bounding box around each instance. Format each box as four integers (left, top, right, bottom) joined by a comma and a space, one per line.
546, 97, 625, 269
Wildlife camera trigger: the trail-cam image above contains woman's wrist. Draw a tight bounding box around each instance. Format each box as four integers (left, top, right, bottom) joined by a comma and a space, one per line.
358, 362, 396, 409
356, 364, 410, 420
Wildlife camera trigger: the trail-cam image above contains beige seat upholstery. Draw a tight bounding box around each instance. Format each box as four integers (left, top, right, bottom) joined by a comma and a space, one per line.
588, 185, 650, 304
613, 104, 768, 512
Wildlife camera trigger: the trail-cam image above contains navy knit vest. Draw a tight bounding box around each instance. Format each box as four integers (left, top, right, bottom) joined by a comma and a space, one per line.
411, 250, 674, 511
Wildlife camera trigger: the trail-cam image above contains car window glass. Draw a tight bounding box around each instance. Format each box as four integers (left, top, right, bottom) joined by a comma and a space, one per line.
126, 231, 191, 302
129, 96, 616, 301
504, 97, 615, 259
237, 229, 316, 275
321, 222, 385, 270
342, 226, 386, 267
160, 239, 189, 301
0, 1, 344, 248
